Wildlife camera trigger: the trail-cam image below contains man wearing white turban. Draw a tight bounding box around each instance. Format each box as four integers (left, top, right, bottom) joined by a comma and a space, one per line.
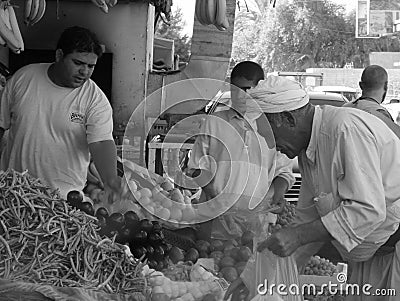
246, 75, 400, 301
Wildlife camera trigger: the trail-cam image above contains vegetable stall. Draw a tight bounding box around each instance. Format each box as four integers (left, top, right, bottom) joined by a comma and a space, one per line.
0, 162, 347, 301
0, 0, 348, 300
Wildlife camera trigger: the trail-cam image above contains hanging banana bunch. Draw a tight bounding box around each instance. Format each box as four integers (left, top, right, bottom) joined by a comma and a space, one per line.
195, 0, 229, 31
24, 0, 46, 26
90, 0, 118, 14
0, 1, 24, 54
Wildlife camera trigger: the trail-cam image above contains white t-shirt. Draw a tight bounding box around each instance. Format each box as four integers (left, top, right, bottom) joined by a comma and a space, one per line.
0, 63, 113, 198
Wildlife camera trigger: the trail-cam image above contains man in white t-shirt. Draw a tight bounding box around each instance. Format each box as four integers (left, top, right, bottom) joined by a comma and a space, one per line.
0, 26, 120, 198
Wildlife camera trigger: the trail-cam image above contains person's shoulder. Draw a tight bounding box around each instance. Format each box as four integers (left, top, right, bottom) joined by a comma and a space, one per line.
319, 105, 366, 129
83, 79, 109, 103
12, 63, 47, 78
7, 63, 48, 88
342, 101, 356, 108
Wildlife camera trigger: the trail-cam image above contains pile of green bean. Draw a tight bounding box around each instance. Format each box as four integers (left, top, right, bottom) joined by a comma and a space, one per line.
0, 169, 147, 295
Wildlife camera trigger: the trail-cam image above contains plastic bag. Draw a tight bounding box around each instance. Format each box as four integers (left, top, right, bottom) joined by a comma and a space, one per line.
211, 195, 278, 241
241, 238, 303, 301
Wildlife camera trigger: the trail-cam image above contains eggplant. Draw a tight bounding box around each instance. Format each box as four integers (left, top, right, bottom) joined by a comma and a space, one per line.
133, 230, 148, 243
96, 215, 107, 229
95, 207, 109, 219
148, 232, 163, 244
152, 221, 162, 232
80, 202, 95, 216
153, 245, 165, 261
148, 259, 158, 269
139, 219, 153, 233
132, 246, 147, 259
67, 190, 83, 207
118, 226, 134, 244
146, 245, 155, 259
107, 212, 125, 231
124, 211, 140, 226
160, 243, 171, 254
155, 260, 165, 271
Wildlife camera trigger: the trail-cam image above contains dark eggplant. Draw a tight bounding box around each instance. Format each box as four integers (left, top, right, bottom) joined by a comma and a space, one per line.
148, 259, 158, 269
67, 190, 83, 206
153, 245, 165, 261
96, 215, 107, 229
124, 211, 140, 226
160, 243, 171, 254
155, 260, 165, 271
80, 202, 95, 216
146, 245, 155, 259
118, 226, 134, 244
95, 207, 109, 219
133, 230, 148, 243
132, 246, 147, 259
107, 212, 125, 231
151, 221, 162, 232
148, 231, 163, 244
139, 219, 153, 233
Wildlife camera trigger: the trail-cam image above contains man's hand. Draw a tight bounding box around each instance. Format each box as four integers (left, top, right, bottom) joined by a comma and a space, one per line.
104, 176, 122, 204
257, 227, 301, 257
269, 176, 289, 214
270, 196, 286, 214
224, 278, 250, 301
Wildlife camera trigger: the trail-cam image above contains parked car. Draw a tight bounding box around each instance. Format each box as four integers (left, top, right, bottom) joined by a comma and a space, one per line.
313, 85, 360, 102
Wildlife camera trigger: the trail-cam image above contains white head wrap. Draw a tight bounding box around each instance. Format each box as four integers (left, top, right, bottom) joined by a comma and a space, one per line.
246, 75, 309, 114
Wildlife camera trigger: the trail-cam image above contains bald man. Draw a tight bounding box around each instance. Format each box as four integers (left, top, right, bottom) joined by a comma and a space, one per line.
344, 65, 400, 138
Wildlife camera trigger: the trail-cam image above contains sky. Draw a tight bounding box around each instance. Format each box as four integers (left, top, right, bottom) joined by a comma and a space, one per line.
172, 0, 357, 36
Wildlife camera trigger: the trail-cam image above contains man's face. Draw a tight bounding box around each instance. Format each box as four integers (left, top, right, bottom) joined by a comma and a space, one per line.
56, 50, 98, 88
230, 76, 257, 115
266, 113, 303, 159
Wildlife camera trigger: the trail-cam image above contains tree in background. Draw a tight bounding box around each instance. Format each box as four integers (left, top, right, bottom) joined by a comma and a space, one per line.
232, 0, 400, 72
155, 7, 191, 63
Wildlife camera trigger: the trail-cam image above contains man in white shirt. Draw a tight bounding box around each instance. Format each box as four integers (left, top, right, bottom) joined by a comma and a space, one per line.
249, 76, 400, 301
188, 61, 295, 241
0, 26, 120, 198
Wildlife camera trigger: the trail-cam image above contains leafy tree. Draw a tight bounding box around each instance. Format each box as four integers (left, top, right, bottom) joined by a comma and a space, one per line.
155, 7, 191, 62
232, 0, 400, 72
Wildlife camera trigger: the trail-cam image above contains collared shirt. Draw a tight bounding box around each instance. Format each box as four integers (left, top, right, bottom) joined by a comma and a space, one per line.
187, 108, 295, 213
294, 105, 400, 261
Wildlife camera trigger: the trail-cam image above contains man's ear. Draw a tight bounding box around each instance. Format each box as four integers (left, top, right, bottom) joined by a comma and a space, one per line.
359, 81, 364, 90
281, 111, 296, 127
55, 49, 64, 62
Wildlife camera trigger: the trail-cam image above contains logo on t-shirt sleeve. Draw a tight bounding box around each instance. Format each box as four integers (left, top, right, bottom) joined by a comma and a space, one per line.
70, 112, 85, 124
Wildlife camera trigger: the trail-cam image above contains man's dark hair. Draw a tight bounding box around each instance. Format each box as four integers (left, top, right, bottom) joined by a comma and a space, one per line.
230, 61, 264, 83
56, 26, 103, 58
360, 65, 388, 91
